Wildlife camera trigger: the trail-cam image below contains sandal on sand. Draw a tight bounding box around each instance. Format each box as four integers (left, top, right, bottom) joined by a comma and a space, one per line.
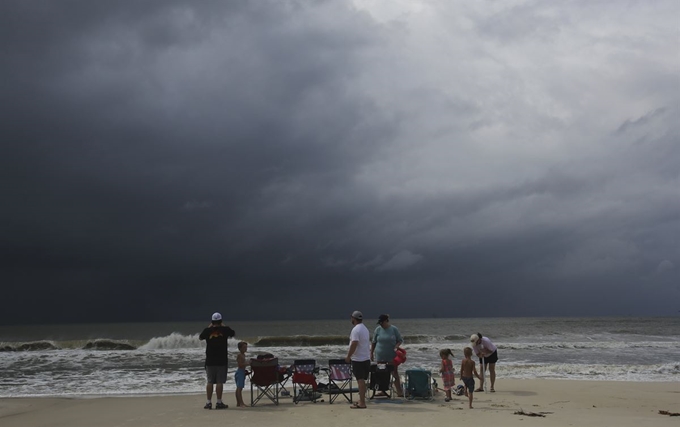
474, 388, 484, 392
350, 403, 367, 409
490, 389, 495, 393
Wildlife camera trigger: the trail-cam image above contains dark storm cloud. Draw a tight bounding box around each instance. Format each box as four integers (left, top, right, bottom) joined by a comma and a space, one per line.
1, 1, 678, 324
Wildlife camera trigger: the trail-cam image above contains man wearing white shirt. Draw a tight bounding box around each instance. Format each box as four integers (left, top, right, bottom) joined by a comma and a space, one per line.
345, 310, 370, 409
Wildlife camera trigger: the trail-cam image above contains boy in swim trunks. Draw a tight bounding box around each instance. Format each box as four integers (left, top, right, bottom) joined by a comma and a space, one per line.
460, 347, 482, 409
235, 341, 249, 407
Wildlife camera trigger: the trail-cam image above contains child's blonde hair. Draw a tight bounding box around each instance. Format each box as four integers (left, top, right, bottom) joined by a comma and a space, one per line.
439, 348, 454, 359
463, 347, 473, 357
238, 341, 248, 351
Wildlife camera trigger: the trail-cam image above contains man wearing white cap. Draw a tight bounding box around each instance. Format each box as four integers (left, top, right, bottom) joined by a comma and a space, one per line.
345, 310, 370, 409
199, 312, 236, 409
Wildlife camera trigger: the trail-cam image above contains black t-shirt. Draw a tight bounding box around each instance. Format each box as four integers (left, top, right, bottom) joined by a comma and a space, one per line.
199, 325, 236, 366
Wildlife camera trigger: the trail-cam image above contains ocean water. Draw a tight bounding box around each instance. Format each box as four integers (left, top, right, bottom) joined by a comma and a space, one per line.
0, 317, 678, 398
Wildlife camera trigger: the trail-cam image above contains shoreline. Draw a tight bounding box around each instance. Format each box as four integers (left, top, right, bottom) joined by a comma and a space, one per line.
1, 379, 678, 427
2, 376, 679, 400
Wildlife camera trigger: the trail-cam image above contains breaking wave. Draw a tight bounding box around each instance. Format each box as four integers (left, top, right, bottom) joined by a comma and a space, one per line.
0, 339, 140, 351
82, 340, 136, 350
138, 332, 202, 350
2, 334, 678, 352
0, 341, 59, 351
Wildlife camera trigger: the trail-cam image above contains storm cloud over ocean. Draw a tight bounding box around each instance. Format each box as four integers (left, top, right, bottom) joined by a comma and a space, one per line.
1, 1, 678, 323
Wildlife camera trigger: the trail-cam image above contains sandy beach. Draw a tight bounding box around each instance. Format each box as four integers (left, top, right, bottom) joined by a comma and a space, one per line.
1, 379, 678, 427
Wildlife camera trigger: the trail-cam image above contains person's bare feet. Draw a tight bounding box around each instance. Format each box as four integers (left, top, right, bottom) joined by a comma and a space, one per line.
237, 404, 249, 408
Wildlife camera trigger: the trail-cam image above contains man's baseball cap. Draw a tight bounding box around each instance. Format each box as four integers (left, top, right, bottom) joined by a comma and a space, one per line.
351, 311, 363, 320
212, 312, 222, 321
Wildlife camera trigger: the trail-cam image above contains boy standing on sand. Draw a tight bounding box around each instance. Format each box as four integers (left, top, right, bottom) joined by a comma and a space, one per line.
235, 341, 249, 407
460, 347, 482, 409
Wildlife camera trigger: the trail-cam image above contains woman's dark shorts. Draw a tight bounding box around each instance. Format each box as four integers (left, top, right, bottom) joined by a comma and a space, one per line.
351, 360, 371, 380
480, 350, 499, 365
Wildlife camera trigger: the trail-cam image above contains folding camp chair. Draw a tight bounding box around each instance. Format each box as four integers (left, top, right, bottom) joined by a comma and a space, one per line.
249, 357, 286, 406
253, 353, 292, 398
369, 362, 394, 399
322, 359, 355, 404
292, 359, 321, 404
404, 368, 434, 400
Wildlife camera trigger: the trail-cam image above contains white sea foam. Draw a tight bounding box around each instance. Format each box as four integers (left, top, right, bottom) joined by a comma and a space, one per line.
138, 333, 203, 350
497, 341, 680, 350
500, 362, 680, 382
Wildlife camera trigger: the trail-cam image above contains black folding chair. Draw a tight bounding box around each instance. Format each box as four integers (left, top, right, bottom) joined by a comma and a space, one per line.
369, 361, 394, 399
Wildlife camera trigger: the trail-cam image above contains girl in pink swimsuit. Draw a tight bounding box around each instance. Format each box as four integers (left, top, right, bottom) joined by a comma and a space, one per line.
439, 349, 455, 402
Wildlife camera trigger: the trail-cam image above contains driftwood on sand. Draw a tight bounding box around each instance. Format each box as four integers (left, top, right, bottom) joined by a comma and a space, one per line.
514, 409, 551, 417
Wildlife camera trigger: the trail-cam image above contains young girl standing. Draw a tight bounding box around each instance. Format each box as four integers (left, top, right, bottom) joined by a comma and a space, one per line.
439, 349, 455, 402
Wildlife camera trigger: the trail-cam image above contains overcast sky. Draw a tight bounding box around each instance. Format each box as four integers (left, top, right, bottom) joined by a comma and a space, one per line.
1, 0, 678, 324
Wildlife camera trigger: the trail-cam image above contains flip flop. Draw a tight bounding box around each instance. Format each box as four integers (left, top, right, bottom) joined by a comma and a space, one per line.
350, 403, 367, 409
490, 389, 495, 392
474, 388, 484, 392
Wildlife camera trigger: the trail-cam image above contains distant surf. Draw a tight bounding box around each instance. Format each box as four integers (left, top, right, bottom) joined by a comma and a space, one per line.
1, 317, 678, 397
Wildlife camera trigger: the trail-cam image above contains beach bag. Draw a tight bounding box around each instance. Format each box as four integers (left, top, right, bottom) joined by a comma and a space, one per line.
393, 348, 407, 367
